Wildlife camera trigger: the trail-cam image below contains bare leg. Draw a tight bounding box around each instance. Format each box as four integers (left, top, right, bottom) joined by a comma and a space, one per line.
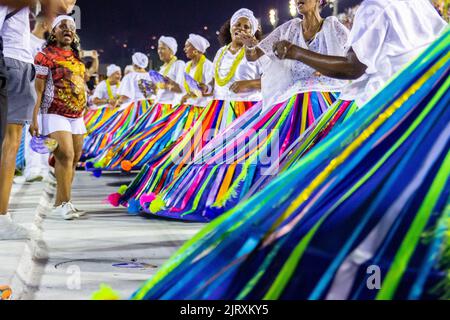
0, 123, 24, 214
50, 131, 75, 207
71, 134, 84, 183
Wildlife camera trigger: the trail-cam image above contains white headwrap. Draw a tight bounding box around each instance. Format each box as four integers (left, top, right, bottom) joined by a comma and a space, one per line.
52, 15, 76, 30
230, 8, 259, 35
132, 52, 149, 69
107, 64, 121, 77
187, 34, 210, 53
159, 36, 178, 55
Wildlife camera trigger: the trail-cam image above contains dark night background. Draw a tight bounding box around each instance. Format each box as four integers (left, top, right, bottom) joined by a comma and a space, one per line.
76, 0, 362, 70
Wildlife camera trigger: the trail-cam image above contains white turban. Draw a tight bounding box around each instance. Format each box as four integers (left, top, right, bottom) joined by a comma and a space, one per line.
132, 52, 149, 69
187, 34, 210, 53
52, 15, 76, 30
159, 36, 178, 55
107, 64, 121, 77
230, 8, 259, 35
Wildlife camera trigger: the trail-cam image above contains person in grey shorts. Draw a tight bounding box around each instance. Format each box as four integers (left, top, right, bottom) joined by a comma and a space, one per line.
0, 37, 7, 160
0, 4, 37, 240
4, 58, 36, 124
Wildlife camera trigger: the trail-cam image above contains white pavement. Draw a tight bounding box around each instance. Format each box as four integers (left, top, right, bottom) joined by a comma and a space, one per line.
0, 171, 203, 300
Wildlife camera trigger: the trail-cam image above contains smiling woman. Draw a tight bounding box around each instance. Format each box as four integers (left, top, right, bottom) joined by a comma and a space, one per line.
30, 15, 88, 221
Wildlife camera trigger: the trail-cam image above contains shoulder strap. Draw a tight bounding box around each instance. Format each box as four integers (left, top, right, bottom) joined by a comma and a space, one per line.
5, 9, 21, 21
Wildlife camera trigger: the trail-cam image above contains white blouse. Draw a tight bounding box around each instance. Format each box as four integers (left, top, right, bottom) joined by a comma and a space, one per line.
156, 60, 186, 105
92, 80, 120, 102
340, 0, 447, 106
213, 46, 263, 102
258, 16, 350, 108
117, 71, 152, 101
185, 58, 214, 107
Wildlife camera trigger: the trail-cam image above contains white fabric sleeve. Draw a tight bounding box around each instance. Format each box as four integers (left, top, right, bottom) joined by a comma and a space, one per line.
117, 74, 135, 98
329, 16, 350, 56
173, 61, 186, 85
92, 81, 107, 100
347, 3, 388, 74
202, 60, 214, 85
171, 61, 186, 93
257, 21, 286, 56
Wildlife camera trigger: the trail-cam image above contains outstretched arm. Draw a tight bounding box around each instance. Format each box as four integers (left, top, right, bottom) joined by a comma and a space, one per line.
274, 40, 367, 80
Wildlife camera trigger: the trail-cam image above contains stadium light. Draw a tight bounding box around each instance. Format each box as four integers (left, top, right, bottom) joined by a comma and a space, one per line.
269, 9, 278, 27
289, 0, 297, 17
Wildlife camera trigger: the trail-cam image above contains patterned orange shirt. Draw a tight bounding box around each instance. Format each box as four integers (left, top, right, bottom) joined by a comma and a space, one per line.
35, 46, 87, 118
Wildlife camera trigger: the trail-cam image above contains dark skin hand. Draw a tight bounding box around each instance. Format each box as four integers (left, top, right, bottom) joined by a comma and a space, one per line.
272, 40, 367, 80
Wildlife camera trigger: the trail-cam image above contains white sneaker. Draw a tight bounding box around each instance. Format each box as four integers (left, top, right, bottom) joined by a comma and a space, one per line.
0, 214, 31, 240
68, 202, 86, 217
52, 203, 79, 221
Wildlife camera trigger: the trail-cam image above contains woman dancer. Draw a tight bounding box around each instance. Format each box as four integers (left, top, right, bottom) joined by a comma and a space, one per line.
85, 36, 189, 173
108, 9, 264, 210
106, 34, 214, 172
137, 2, 352, 221
92, 64, 121, 107
82, 53, 153, 161
31, 16, 87, 220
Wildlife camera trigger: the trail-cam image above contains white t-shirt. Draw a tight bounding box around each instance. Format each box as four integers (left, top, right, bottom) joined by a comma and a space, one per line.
30, 34, 46, 58
117, 71, 151, 101
92, 80, 120, 102
213, 46, 263, 102
0, 6, 7, 31
258, 16, 350, 108
340, 0, 447, 106
185, 58, 214, 107
156, 60, 186, 105
0, 7, 33, 64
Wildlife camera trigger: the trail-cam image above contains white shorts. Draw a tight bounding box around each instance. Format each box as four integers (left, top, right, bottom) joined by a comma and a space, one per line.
41, 114, 87, 136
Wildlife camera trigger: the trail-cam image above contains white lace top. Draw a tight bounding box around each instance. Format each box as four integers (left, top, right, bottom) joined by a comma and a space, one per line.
340, 0, 447, 106
213, 46, 263, 102
258, 16, 349, 108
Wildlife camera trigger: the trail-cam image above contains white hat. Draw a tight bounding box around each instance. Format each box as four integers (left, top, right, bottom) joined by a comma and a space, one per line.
132, 52, 149, 69
52, 15, 76, 30
187, 34, 210, 53
159, 36, 178, 55
230, 8, 259, 35
107, 64, 121, 77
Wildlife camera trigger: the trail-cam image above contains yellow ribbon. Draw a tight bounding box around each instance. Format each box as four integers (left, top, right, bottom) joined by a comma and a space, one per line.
214, 45, 245, 87
162, 56, 178, 77
184, 54, 206, 95
106, 79, 120, 100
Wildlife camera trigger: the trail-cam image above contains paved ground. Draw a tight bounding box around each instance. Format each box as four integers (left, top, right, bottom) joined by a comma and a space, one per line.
0, 171, 203, 300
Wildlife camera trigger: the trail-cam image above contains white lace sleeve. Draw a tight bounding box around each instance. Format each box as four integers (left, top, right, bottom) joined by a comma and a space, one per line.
331, 16, 350, 55
347, 3, 388, 74
257, 21, 288, 55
